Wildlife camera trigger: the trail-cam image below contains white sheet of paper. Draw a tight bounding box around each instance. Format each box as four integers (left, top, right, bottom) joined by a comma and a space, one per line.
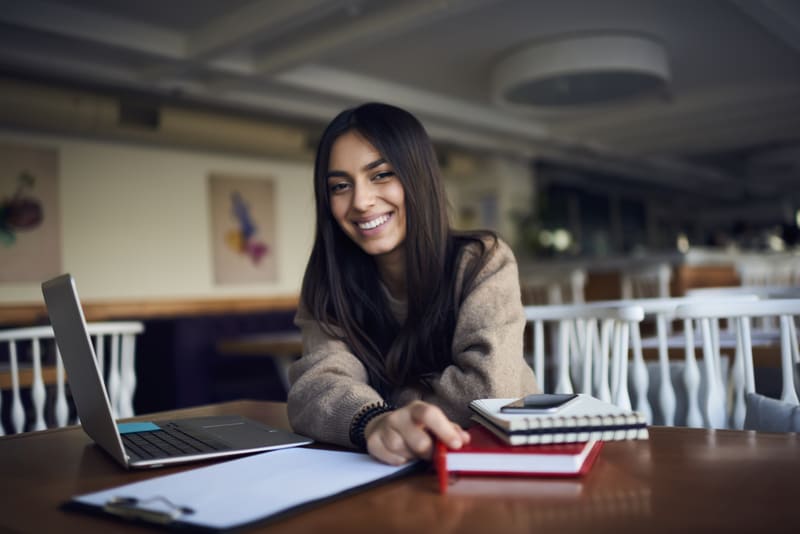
73, 448, 415, 530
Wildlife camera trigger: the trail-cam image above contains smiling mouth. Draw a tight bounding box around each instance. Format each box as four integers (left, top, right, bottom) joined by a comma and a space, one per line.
357, 213, 391, 230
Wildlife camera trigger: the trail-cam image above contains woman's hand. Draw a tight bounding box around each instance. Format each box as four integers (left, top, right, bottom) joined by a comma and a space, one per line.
363, 400, 470, 465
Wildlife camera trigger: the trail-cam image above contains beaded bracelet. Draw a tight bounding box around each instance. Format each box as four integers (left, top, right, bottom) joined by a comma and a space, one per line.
349, 401, 394, 451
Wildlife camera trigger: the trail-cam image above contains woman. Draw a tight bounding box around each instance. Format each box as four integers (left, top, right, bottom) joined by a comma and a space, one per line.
287, 102, 538, 465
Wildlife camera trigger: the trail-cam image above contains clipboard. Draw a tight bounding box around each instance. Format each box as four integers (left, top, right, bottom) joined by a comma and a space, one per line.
63, 448, 419, 532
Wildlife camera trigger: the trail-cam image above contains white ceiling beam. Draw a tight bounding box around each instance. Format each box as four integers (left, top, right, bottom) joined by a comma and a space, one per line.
0, 0, 185, 59
253, 0, 490, 75
186, 0, 343, 59
277, 64, 550, 139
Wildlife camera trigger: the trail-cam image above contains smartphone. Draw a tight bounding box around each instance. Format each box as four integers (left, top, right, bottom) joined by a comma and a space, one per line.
500, 393, 579, 414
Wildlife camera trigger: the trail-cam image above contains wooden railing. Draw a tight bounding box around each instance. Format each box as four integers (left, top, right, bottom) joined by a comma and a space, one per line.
0, 295, 300, 326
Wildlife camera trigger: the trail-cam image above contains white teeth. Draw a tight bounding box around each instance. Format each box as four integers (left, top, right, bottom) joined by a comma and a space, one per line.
358, 214, 390, 230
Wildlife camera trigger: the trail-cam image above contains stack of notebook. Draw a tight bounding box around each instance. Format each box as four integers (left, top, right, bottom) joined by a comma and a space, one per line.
469, 394, 649, 446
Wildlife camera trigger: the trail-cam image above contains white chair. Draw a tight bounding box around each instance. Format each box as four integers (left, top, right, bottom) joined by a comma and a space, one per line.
0, 321, 143, 435
620, 262, 672, 300
673, 299, 800, 431
625, 295, 760, 427
523, 303, 645, 418
520, 268, 586, 305
736, 253, 800, 288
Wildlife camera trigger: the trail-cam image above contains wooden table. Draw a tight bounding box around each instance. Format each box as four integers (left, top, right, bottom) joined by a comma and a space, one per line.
1, 400, 798, 533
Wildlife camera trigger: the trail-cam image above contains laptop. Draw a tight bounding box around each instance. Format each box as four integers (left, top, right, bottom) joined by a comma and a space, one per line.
41, 273, 313, 469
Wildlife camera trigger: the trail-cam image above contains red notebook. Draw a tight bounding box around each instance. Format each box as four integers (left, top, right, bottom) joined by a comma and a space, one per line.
435, 425, 602, 493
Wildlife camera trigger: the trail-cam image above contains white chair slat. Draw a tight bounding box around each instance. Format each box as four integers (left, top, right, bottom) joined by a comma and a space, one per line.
554, 321, 573, 394
682, 319, 704, 428
9, 340, 25, 433
779, 316, 799, 405
54, 346, 69, 428
118, 334, 137, 419
31, 338, 47, 431
730, 327, 747, 429
699, 318, 726, 428
596, 318, 614, 403
656, 314, 677, 426
107, 333, 121, 418
533, 320, 545, 392
629, 321, 651, 423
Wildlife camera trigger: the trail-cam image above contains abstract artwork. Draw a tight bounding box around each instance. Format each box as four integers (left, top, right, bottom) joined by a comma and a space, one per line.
208, 174, 277, 284
0, 142, 61, 282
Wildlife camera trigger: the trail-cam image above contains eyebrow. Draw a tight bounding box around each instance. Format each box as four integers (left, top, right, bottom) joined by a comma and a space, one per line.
326, 158, 388, 180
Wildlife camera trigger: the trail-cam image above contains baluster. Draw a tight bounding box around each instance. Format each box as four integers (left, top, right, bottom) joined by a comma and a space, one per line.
614, 322, 632, 411
610, 322, 622, 402
589, 319, 602, 397
554, 320, 573, 394
629, 321, 651, 423
731, 322, 746, 429
700, 317, 726, 428
580, 319, 596, 394
683, 319, 703, 428
596, 319, 613, 403
740, 317, 755, 396
118, 334, 137, 418
94, 333, 105, 379
534, 320, 545, 392
55, 347, 69, 427
779, 316, 799, 404
107, 333, 121, 418
568, 319, 583, 387
9, 341, 25, 433
31, 338, 46, 431
656, 313, 676, 426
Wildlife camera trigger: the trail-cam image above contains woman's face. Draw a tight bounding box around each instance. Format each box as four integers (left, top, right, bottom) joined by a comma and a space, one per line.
326, 131, 407, 262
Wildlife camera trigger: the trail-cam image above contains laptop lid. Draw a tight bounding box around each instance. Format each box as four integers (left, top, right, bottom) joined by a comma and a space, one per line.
42, 273, 313, 469
42, 273, 130, 466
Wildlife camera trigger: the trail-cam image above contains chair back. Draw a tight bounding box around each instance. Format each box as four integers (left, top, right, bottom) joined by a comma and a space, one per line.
620, 262, 671, 300
0, 321, 143, 435
523, 303, 645, 419
520, 268, 586, 305
673, 299, 800, 431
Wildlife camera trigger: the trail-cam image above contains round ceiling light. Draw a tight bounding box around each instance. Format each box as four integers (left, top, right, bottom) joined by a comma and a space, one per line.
492, 32, 670, 108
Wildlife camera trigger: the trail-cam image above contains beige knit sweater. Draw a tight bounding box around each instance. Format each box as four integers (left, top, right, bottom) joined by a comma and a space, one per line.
286, 238, 539, 448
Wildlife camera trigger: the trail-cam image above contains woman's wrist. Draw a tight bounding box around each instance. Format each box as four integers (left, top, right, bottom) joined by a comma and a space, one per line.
349, 401, 394, 451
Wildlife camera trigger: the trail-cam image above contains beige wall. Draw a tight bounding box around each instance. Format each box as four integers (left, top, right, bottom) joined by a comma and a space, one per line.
0, 129, 315, 304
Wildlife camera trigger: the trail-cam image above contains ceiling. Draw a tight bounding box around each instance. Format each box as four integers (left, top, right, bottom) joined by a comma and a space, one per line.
1, 0, 799, 201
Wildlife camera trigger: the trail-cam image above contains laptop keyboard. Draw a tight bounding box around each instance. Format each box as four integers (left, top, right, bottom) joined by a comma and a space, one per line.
122, 423, 226, 460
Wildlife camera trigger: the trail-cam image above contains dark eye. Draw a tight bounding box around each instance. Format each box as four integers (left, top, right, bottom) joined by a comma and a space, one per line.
372, 171, 394, 181
329, 182, 350, 194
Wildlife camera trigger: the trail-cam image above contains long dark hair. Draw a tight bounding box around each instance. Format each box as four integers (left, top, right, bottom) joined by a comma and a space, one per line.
301, 102, 496, 394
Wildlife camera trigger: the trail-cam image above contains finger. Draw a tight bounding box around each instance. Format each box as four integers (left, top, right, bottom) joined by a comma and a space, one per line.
380, 427, 415, 463
398, 425, 435, 460
455, 423, 471, 444
408, 403, 464, 448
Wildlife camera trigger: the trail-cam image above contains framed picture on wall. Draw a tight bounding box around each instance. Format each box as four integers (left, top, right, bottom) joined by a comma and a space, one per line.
208, 173, 277, 284
0, 142, 61, 283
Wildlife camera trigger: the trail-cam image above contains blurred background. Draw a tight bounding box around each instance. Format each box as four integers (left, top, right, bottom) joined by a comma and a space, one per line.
1, 0, 798, 416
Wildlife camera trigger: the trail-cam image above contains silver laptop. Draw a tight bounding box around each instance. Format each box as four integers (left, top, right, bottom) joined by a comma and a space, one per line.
42, 273, 312, 469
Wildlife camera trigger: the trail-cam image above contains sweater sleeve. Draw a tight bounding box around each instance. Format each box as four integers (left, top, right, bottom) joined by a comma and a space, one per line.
413, 238, 540, 425
286, 303, 384, 448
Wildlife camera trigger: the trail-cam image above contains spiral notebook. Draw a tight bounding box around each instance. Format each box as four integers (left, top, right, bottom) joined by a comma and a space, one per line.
469, 394, 648, 445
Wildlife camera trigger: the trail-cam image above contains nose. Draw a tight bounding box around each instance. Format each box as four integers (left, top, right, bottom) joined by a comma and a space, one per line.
352, 181, 376, 211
